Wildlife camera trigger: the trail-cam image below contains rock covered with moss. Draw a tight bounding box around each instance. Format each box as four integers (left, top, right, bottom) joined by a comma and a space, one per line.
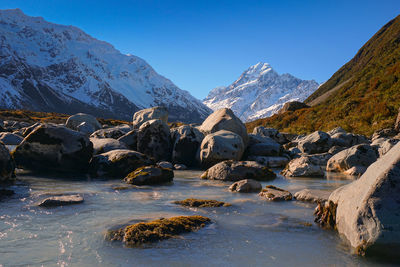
174, 198, 231, 207
106, 215, 211, 246
201, 160, 276, 181
13, 124, 93, 173
124, 165, 173, 185
89, 149, 154, 178
259, 185, 292, 201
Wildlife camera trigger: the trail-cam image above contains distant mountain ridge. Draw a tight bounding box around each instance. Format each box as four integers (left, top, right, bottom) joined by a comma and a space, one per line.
247, 14, 400, 135
203, 62, 319, 122
0, 9, 211, 122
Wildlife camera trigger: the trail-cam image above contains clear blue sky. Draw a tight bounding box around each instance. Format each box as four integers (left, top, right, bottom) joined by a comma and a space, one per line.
0, 0, 399, 99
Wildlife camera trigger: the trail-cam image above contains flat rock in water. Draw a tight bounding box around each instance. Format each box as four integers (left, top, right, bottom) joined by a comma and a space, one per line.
105, 215, 211, 246
38, 194, 84, 207
174, 198, 231, 207
229, 179, 262, 193
259, 185, 292, 201
294, 189, 331, 203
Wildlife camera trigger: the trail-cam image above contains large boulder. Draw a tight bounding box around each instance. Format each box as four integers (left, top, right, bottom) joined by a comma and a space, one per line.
247, 156, 289, 168
246, 140, 281, 157
89, 149, 154, 178
124, 165, 174, 185
0, 142, 15, 184
132, 106, 168, 129
91, 125, 131, 139
316, 142, 400, 257
199, 130, 244, 168
13, 124, 93, 173
330, 132, 369, 148
199, 108, 248, 146
326, 144, 378, 175
171, 125, 204, 166
117, 130, 138, 150
252, 126, 287, 144
201, 160, 276, 181
371, 138, 399, 157
0, 132, 23, 145
76, 122, 96, 136
137, 119, 171, 161
65, 113, 101, 131
90, 138, 127, 155
297, 131, 332, 154
281, 156, 325, 177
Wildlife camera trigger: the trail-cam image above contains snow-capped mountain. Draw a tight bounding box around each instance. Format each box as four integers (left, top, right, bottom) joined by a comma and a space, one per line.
0, 9, 211, 122
203, 63, 319, 122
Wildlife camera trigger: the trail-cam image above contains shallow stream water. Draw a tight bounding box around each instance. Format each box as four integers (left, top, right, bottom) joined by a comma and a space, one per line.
0, 170, 394, 266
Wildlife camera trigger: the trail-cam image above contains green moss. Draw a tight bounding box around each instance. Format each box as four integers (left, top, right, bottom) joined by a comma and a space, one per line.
106, 215, 211, 246
174, 198, 231, 207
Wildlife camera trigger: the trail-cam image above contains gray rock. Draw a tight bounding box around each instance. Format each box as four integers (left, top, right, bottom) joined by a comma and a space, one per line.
326, 144, 378, 175
90, 126, 128, 139
199, 130, 244, 168
294, 189, 331, 203
247, 156, 289, 168
201, 160, 276, 181
174, 163, 187, 170
13, 124, 93, 173
157, 161, 173, 169
124, 165, 174, 185
330, 132, 369, 147
328, 127, 347, 136
0, 143, 15, 184
246, 139, 281, 157
89, 149, 154, 178
259, 185, 292, 201
0, 132, 23, 145
297, 131, 332, 154
318, 142, 400, 257
252, 126, 287, 144
171, 125, 204, 167
281, 156, 325, 177
38, 194, 84, 207
328, 146, 346, 155
117, 130, 138, 150
229, 179, 262, 193
90, 138, 127, 155
77, 122, 96, 135
137, 119, 171, 161
65, 113, 101, 131
371, 137, 399, 157
199, 108, 248, 146
132, 106, 168, 129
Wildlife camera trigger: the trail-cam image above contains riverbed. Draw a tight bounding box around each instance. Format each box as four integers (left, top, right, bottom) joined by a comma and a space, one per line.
0, 170, 392, 266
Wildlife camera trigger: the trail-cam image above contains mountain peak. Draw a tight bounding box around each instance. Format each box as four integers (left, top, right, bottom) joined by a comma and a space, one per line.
204, 63, 318, 122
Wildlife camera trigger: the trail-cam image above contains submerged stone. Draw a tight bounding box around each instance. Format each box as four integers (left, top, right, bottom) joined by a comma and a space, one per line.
259, 185, 292, 201
38, 194, 84, 207
174, 198, 231, 207
106, 215, 211, 246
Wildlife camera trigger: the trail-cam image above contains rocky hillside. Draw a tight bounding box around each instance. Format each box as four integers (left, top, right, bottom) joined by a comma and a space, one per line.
203, 62, 319, 122
248, 14, 400, 135
0, 9, 211, 123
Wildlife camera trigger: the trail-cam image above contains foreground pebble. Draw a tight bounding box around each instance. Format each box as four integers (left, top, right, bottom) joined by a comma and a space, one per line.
229, 179, 262, 193
259, 185, 292, 201
106, 215, 211, 246
38, 194, 84, 207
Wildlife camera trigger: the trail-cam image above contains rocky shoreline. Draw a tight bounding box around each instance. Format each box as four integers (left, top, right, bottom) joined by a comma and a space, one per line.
0, 106, 399, 259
